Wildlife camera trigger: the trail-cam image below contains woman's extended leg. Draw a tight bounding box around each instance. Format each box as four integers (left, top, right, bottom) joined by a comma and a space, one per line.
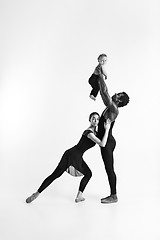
38, 165, 67, 193
26, 164, 67, 203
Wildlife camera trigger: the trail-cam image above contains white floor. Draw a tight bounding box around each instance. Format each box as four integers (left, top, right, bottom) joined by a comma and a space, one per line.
1, 186, 160, 240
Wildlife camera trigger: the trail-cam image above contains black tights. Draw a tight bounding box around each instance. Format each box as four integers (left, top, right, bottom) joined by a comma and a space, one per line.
100, 137, 117, 195
38, 161, 92, 194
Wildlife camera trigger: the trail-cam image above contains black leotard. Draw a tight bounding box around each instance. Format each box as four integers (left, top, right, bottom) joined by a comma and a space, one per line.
37, 129, 96, 193
58, 129, 96, 176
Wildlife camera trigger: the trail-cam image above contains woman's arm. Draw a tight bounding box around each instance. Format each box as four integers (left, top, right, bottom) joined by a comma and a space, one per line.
87, 119, 111, 147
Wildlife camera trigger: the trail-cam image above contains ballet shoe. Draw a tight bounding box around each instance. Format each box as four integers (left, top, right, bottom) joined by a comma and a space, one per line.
26, 192, 39, 203
75, 197, 85, 203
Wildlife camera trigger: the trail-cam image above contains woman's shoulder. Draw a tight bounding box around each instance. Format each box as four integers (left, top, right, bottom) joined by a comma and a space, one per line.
83, 129, 95, 136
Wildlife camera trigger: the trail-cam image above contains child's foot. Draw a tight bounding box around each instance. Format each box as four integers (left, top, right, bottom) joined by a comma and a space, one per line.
75, 197, 85, 203
89, 95, 96, 101
26, 192, 39, 203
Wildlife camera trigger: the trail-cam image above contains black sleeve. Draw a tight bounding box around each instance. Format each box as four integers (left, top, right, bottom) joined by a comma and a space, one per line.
83, 130, 93, 136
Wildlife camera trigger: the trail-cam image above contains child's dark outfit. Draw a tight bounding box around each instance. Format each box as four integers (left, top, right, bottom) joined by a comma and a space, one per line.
88, 64, 107, 99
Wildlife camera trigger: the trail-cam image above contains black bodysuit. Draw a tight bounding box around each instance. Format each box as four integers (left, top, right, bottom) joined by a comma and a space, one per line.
38, 130, 96, 193
97, 115, 117, 195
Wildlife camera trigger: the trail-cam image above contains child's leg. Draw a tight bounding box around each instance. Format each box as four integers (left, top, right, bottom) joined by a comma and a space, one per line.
89, 74, 99, 98
90, 87, 99, 99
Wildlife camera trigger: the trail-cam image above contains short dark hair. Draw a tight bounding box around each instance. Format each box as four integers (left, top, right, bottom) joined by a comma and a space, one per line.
118, 92, 130, 107
89, 112, 100, 121
97, 54, 107, 61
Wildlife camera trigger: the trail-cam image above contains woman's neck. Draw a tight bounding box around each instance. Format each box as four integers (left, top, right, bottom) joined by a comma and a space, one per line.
88, 126, 96, 132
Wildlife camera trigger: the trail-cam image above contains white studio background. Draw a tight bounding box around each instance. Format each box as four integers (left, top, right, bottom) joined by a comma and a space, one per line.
0, 0, 160, 240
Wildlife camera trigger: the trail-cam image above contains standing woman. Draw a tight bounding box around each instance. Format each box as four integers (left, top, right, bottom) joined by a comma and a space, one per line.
26, 112, 111, 203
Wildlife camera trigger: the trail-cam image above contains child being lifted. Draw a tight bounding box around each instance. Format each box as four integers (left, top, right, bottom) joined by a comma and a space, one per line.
88, 53, 107, 101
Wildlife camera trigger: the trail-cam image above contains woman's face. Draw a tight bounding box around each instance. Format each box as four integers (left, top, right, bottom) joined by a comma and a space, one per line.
90, 114, 100, 127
